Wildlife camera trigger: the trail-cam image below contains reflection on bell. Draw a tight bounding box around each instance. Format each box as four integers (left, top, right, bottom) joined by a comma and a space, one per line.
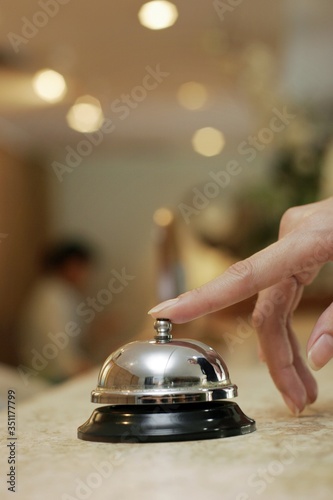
78, 319, 256, 443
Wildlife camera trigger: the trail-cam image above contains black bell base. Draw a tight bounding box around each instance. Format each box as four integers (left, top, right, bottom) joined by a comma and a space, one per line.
77, 401, 256, 443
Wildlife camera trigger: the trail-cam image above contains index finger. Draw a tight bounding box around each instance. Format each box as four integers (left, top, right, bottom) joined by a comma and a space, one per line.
148, 229, 321, 323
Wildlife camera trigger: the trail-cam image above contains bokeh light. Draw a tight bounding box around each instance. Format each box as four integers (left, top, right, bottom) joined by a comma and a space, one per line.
32, 69, 67, 103
191, 127, 225, 157
177, 81, 208, 110
138, 1, 178, 30
66, 95, 104, 133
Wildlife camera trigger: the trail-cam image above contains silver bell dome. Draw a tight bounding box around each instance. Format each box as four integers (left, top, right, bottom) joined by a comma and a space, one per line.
91, 319, 237, 405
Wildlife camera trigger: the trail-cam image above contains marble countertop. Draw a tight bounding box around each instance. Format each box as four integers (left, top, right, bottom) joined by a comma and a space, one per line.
1, 346, 333, 500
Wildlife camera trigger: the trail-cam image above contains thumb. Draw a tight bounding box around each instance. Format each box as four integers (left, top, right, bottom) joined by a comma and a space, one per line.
307, 303, 333, 370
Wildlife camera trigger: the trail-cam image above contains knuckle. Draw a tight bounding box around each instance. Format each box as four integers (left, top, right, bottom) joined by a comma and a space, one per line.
252, 307, 265, 330
279, 206, 302, 235
227, 259, 254, 281
226, 259, 257, 297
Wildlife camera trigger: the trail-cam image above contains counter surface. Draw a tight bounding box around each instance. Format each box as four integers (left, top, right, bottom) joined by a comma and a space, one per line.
1, 349, 333, 500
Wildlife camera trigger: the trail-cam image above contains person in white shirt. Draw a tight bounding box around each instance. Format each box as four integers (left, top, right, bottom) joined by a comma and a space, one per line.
18, 241, 94, 384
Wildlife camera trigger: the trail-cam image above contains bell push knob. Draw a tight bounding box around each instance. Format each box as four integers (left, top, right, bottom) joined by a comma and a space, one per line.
154, 318, 172, 343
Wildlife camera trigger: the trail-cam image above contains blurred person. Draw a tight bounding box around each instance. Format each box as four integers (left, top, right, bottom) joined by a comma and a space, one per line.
149, 197, 333, 416
18, 241, 95, 384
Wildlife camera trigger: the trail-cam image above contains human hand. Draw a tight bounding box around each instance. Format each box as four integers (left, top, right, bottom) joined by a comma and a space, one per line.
148, 197, 333, 415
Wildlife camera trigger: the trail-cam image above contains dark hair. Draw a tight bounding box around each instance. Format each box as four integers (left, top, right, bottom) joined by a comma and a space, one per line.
43, 241, 94, 272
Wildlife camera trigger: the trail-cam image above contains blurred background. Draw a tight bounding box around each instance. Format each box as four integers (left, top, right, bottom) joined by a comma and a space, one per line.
1, 0, 333, 390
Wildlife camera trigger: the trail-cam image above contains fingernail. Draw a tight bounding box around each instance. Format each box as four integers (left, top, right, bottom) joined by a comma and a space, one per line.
148, 298, 179, 315
308, 333, 333, 371
282, 395, 301, 416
